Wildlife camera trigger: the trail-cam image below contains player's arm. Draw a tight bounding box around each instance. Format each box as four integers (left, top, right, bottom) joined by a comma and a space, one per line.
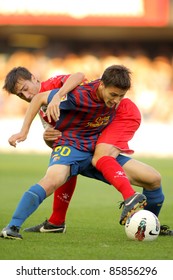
8, 92, 49, 147
46, 72, 85, 122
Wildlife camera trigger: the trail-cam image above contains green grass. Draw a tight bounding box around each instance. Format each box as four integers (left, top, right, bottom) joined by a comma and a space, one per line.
0, 153, 173, 260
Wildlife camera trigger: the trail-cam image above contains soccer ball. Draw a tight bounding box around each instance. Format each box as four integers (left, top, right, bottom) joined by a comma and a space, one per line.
125, 210, 160, 241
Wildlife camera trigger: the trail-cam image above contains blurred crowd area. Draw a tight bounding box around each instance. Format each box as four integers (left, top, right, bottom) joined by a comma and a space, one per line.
0, 41, 173, 123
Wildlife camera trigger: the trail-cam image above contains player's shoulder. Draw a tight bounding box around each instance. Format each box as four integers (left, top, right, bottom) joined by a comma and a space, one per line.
78, 78, 100, 88
117, 98, 141, 118
118, 98, 139, 110
41, 74, 69, 91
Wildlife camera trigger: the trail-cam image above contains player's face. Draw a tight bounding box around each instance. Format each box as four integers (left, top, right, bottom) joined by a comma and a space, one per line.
15, 75, 40, 103
100, 84, 127, 108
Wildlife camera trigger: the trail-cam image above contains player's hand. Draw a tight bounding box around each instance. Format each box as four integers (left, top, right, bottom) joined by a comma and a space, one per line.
46, 95, 61, 123
8, 132, 27, 147
43, 127, 62, 141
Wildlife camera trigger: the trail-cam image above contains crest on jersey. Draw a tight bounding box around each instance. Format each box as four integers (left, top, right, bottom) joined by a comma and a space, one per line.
61, 95, 67, 102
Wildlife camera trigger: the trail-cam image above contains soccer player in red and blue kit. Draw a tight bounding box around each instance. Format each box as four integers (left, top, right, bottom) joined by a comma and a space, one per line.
1, 65, 148, 239
1, 65, 172, 239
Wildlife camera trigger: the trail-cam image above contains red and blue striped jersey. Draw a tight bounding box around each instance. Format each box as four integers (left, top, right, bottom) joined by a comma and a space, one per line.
39, 74, 71, 122
47, 80, 116, 152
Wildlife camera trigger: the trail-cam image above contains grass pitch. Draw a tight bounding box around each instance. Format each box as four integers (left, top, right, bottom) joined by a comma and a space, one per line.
0, 153, 173, 260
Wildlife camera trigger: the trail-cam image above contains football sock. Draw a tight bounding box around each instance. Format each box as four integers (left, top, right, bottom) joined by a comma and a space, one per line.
8, 184, 46, 228
143, 186, 164, 217
48, 176, 77, 225
96, 156, 135, 200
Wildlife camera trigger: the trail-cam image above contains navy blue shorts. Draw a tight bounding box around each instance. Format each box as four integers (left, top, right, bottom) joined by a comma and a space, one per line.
49, 145, 131, 182
49, 145, 93, 176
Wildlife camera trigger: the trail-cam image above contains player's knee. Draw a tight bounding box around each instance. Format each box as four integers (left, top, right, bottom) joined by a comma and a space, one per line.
39, 178, 58, 195
92, 145, 119, 167
150, 171, 162, 188
92, 156, 98, 167
92, 154, 107, 167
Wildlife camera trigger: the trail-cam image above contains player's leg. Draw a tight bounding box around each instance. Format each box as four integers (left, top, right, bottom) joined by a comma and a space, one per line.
49, 176, 77, 225
122, 158, 164, 215
0, 163, 70, 240
22, 146, 92, 235
96, 154, 147, 225
122, 157, 173, 235
24, 176, 77, 233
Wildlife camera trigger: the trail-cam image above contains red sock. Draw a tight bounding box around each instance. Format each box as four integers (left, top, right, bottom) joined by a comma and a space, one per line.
48, 176, 77, 225
96, 156, 135, 200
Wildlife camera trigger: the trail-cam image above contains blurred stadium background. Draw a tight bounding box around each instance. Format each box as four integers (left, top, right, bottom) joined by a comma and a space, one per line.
0, 0, 173, 156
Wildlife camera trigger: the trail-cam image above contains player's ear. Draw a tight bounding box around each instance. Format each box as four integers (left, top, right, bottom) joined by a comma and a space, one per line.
31, 74, 35, 81
99, 81, 104, 88
31, 74, 38, 83
100, 81, 106, 91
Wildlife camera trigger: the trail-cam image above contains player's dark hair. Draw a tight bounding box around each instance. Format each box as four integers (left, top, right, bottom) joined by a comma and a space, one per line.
3, 67, 32, 94
101, 65, 131, 90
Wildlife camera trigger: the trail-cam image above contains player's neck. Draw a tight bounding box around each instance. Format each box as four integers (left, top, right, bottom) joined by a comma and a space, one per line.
96, 84, 103, 101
